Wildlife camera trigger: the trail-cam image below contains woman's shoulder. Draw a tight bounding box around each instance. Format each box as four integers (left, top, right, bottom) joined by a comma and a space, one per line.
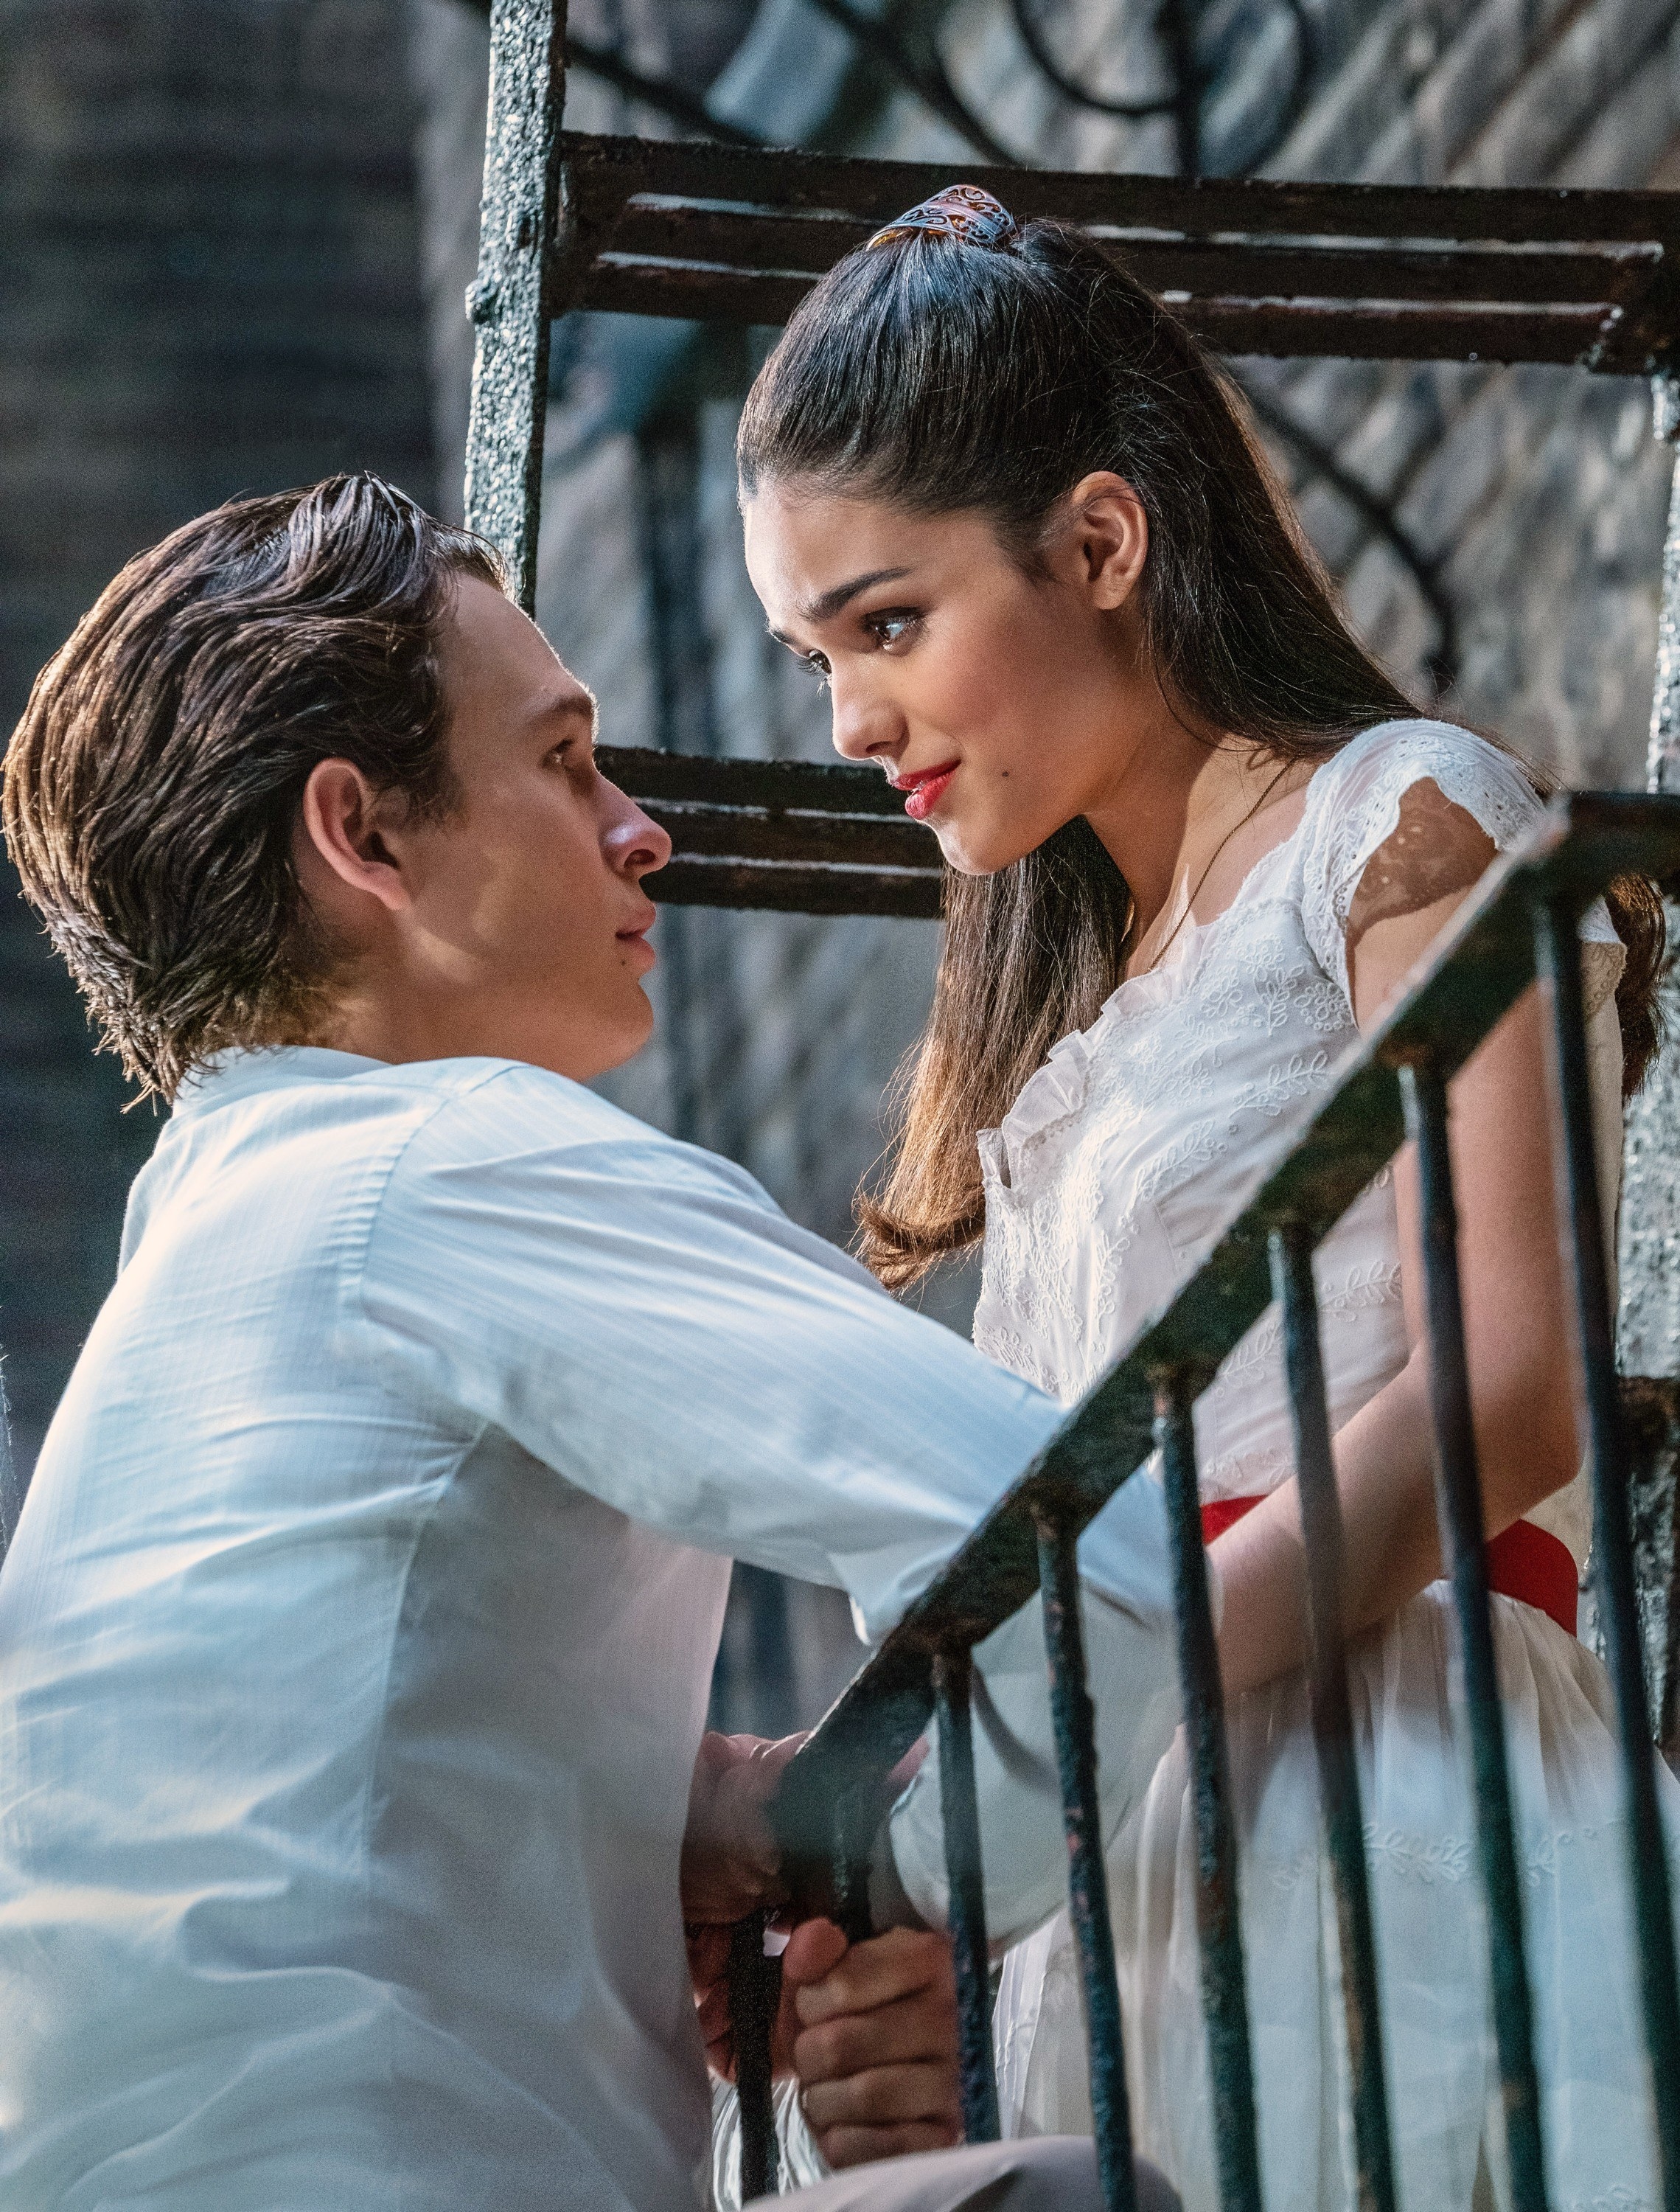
1291, 717, 1547, 998
1304, 717, 1543, 857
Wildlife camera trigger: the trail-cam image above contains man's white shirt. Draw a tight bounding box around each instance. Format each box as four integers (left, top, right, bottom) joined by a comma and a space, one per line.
0, 1049, 1177, 2211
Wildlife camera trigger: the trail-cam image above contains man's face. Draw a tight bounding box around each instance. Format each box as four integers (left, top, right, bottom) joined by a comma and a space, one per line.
386, 577, 670, 1082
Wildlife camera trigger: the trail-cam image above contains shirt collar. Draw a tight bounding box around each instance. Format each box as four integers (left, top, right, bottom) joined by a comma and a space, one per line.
172, 1046, 392, 1119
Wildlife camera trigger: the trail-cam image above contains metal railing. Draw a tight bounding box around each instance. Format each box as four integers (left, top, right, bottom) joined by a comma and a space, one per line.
725, 792, 1680, 2211
456, 10, 1680, 2202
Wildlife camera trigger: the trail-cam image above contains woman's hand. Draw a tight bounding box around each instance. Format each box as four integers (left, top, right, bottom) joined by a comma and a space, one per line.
784, 1919, 963, 2168
681, 1730, 804, 1927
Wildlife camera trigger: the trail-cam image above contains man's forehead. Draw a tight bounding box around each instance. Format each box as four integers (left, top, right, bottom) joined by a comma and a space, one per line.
439, 579, 595, 737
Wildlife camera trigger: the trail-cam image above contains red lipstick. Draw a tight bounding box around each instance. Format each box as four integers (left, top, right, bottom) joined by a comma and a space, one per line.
890, 760, 959, 822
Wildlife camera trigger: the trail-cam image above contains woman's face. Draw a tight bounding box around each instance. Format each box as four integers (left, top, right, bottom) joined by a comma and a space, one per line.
742, 477, 1157, 875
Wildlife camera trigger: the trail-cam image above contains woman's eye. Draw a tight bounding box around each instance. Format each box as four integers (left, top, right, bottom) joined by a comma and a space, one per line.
802, 651, 832, 688
867, 611, 919, 649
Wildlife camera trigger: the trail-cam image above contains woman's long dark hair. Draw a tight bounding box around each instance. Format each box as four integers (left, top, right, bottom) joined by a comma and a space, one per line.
737, 215, 1664, 1287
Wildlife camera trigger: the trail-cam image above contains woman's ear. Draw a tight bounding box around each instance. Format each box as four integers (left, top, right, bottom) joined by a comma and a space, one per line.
1050, 471, 1149, 611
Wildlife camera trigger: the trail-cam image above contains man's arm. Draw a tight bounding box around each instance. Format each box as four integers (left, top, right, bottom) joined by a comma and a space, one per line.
365, 1075, 1179, 1938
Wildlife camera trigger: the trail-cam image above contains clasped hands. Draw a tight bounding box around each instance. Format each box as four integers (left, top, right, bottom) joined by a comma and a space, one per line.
682, 1730, 963, 2170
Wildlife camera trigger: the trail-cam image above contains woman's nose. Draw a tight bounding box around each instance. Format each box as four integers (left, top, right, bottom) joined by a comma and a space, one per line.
828, 671, 901, 766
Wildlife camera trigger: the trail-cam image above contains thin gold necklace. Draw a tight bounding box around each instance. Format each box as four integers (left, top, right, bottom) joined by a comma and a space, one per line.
1125, 759, 1296, 981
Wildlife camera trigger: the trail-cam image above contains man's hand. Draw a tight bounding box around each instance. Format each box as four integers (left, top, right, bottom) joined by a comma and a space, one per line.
681, 1731, 804, 1927
784, 1918, 963, 2169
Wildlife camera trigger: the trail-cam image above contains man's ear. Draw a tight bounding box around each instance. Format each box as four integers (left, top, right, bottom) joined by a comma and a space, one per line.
1050, 470, 1149, 611
296, 759, 411, 918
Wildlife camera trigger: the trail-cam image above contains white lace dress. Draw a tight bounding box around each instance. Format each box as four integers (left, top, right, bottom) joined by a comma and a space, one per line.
975, 720, 1680, 2211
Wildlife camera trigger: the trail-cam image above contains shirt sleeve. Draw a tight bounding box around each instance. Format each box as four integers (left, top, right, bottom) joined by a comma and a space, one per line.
358, 1068, 1169, 1642
359, 1070, 1179, 1941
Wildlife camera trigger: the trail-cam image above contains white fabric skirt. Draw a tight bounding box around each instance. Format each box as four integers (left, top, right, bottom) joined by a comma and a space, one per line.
993, 1585, 1680, 2211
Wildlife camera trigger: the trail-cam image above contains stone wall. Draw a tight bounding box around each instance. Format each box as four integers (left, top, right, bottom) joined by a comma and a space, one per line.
0, 0, 434, 1475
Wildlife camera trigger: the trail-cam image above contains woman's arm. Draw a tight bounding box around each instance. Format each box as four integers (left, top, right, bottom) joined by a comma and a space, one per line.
1213, 840, 1585, 1699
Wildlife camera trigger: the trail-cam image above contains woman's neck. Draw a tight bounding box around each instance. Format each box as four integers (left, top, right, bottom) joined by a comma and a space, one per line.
1082, 709, 1318, 974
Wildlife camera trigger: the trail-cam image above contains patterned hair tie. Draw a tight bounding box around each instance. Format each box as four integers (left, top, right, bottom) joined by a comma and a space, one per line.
865, 184, 1019, 252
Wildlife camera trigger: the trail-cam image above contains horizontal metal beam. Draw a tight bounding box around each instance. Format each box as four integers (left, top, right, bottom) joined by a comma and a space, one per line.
561, 131, 1680, 246
597, 742, 944, 914
655, 857, 942, 916
585, 260, 1634, 364
603, 203, 1664, 305
769, 790, 1680, 1891
598, 742, 907, 814
554, 131, 1680, 372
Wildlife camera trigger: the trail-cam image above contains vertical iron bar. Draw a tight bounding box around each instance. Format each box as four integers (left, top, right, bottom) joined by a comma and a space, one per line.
933, 1646, 1002, 2143
1160, 0, 1202, 176
1036, 1511, 1140, 2212
1535, 897, 1680, 2210
831, 1792, 875, 1947
1400, 1057, 1550, 2211
1154, 1376, 1265, 2211
1269, 1226, 1398, 2212
729, 1910, 781, 2202
464, 0, 566, 610
1620, 372, 1680, 1756
1645, 372, 1680, 801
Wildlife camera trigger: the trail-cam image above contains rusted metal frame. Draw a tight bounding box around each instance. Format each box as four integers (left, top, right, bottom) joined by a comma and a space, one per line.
1617, 380, 1680, 1751
728, 1910, 784, 2201
770, 795, 1680, 1877
598, 743, 907, 813
583, 262, 1635, 364
1648, 375, 1680, 800
1534, 897, 1680, 2208
1398, 1057, 1548, 2212
601, 204, 1662, 304
1269, 1224, 1398, 2212
464, 0, 568, 611
593, 745, 944, 909
454, 0, 766, 146
931, 1649, 1002, 2143
1035, 1512, 1140, 2212
643, 801, 929, 869
555, 129, 1680, 248
832, 1790, 877, 1945
1619, 1378, 1680, 1765
655, 858, 942, 918
1154, 1377, 1264, 2209
556, 130, 1680, 371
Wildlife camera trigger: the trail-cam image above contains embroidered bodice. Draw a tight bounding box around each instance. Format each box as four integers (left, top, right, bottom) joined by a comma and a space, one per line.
972, 720, 1625, 1556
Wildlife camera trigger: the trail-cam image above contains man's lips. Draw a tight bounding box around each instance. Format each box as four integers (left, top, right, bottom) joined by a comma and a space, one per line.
889, 761, 959, 823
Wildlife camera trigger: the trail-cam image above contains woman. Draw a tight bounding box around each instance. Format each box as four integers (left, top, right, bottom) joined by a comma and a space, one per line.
736, 184, 1679, 2208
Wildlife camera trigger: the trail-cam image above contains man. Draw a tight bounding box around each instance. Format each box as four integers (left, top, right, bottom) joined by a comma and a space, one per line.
0, 474, 1179, 2209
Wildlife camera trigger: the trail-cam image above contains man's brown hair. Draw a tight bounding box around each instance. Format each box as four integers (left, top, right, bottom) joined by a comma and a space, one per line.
3, 473, 503, 1102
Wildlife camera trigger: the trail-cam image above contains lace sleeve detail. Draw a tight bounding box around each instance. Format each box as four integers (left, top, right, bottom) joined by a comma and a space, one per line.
1296, 719, 1628, 1018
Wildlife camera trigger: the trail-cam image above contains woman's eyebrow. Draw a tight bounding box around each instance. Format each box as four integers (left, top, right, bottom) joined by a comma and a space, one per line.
799, 566, 913, 625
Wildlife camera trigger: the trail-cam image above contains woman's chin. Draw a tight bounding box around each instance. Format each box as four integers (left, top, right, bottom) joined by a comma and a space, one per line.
935, 824, 1037, 877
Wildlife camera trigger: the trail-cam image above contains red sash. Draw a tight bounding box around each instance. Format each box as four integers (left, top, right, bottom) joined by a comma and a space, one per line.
1200, 1495, 1578, 1637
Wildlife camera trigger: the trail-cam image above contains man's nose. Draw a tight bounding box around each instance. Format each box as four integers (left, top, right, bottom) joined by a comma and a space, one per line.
602, 785, 672, 877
